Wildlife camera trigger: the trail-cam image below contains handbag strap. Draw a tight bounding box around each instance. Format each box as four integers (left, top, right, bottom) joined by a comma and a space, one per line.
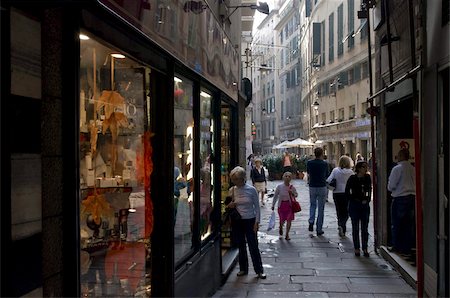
288, 185, 296, 202
232, 186, 236, 202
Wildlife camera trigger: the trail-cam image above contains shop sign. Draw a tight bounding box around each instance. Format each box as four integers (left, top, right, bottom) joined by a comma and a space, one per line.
392, 139, 415, 163
355, 118, 371, 127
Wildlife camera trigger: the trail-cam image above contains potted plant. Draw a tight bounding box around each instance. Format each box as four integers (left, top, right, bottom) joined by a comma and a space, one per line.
262, 154, 283, 180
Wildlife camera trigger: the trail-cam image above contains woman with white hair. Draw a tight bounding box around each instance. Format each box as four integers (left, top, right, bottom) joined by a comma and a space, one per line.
227, 166, 266, 279
326, 155, 354, 237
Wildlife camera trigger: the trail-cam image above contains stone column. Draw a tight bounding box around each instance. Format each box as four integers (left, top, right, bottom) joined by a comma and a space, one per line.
41, 8, 65, 297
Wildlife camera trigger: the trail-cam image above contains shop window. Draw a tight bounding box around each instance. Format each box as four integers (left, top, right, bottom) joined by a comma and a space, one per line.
220, 104, 233, 249
200, 89, 214, 241
79, 33, 152, 297
173, 74, 195, 263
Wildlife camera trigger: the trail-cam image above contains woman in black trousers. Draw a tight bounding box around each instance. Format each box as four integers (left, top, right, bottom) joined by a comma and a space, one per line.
345, 161, 371, 257
326, 155, 354, 237
227, 166, 266, 279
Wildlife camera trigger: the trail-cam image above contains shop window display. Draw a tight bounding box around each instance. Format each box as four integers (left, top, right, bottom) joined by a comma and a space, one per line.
220, 105, 233, 251
79, 33, 152, 297
173, 75, 195, 263
199, 90, 214, 241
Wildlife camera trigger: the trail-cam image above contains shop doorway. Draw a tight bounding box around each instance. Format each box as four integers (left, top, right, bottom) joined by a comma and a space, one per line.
219, 101, 238, 276
438, 67, 449, 296
385, 98, 414, 264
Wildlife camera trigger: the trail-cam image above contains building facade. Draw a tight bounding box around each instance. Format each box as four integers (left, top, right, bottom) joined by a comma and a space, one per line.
372, 0, 449, 296
303, 0, 373, 166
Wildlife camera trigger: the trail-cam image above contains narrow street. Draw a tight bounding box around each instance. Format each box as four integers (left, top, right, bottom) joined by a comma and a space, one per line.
213, 178, 416, 297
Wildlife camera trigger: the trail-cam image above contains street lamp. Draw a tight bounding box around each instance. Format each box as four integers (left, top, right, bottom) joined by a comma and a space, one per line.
312, 100, 320, 111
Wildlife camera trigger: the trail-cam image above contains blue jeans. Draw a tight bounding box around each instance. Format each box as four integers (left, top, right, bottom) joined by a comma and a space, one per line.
234, 217, 264, 274
309, 186, 328, 232
349, 200, 370, 250
391, 195, 415, 253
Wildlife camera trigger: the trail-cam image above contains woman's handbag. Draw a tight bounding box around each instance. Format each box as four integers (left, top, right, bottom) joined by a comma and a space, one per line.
291, 197, 301, 213
327, 178, 337, 191
289, 185, 301, 213
225, 186, 241, 222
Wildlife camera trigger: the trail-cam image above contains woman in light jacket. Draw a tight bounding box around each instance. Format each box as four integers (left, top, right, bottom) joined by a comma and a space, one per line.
326, 155, 354, 237
271, 172, 298, 240
226, 166, 266, 279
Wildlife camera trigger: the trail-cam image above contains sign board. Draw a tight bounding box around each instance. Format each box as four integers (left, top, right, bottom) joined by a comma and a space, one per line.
392, 139, 415, 163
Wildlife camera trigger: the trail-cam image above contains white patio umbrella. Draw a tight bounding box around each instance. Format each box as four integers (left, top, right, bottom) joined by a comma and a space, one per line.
286, 138, 315, 148
274, 140, 291, 149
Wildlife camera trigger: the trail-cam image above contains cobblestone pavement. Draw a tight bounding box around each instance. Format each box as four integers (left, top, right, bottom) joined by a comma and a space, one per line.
213, 179, 416, 298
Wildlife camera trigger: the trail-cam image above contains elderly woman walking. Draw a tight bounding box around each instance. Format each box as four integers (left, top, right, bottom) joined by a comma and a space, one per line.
271, 172, 298, 240
226, 166, 266, 279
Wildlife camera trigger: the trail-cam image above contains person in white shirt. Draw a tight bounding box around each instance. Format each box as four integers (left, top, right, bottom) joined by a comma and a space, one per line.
387, 148, 416, 254
326, 155, 354, 237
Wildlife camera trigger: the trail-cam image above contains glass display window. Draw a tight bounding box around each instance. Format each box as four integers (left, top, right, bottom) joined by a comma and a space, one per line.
199, 89, 214, 241
173, 74, 195, 263
79, 32, 153, 297
220, 104, 233, 251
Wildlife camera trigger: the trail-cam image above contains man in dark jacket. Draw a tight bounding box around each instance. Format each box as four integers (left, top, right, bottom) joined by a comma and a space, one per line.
307, 147, 330, 235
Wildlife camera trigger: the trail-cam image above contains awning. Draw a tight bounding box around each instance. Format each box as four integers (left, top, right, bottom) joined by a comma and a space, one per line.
286, 138, 315, 148
353, 20, 367, 37
273, 140, 291, 149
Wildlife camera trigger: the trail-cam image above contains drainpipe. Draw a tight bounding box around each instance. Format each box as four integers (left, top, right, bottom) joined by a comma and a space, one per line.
385, 0, 394, 83
363, 0, 379, 253
407, 0, 423, 296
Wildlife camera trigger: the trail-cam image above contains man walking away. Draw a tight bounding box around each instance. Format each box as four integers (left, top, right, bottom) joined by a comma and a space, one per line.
307, 147, 330, 236
388, 148, 416, 255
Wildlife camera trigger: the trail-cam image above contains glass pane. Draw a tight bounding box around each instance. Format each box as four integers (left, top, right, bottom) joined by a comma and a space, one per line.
200, 90, 214, 240
174, 75, 194, 263
220, 104, 233, 250
79, 33, 152, 297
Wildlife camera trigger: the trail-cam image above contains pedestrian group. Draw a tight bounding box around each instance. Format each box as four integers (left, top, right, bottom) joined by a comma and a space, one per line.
226, 147, 415, 278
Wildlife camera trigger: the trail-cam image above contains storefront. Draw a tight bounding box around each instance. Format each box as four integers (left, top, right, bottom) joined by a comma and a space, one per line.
1, 1, 240, 297
312, 118, 371, 165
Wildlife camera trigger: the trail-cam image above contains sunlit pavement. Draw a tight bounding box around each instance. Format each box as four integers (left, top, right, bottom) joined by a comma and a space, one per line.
212, 179, 416, 298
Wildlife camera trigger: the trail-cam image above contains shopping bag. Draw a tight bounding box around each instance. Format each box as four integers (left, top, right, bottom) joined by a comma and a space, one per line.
267, 211, 276, 231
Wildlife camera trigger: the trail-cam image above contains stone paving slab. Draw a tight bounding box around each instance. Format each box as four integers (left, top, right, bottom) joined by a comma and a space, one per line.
347, 284, 416, 294
328, 293, 375, 298
302, 282, 349, 293
262, 268, 315, 276
247, 291, 329, 297
315, 269, 400, 277
290, 276, 349, 284
302, 261, 376, 270
247, 283, 303, 292
348, 277, 409, 285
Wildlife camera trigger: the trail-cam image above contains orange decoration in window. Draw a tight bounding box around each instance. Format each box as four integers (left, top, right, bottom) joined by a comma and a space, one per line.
81, 192, 113, 225
143, 131, 155, 237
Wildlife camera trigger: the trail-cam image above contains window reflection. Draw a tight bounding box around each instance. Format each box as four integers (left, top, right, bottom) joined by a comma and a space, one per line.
79, 33, 152, 297
200, 90, 214, 240
174, 75, 194, 263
